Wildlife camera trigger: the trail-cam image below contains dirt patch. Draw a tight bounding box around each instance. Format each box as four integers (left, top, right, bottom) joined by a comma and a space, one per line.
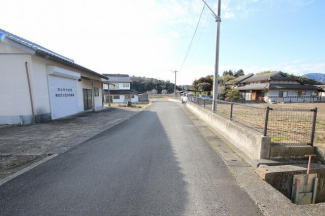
0, 155, 46, 179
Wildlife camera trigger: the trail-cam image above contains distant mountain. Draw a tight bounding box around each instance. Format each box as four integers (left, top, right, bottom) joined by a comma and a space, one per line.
303, 73, 325, 84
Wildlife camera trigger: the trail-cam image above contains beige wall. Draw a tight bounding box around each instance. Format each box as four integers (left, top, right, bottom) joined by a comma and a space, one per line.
0, 40, 104, 124
0, 41, 28, 54
31, 56, 104, 112
0, 54, 33, 116
78, 79, 102, 110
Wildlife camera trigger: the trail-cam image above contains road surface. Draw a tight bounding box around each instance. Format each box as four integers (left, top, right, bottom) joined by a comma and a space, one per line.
0, 101, 262, 215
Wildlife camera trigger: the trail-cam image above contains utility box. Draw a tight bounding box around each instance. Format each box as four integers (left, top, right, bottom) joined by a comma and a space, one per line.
291, 173, 318, 205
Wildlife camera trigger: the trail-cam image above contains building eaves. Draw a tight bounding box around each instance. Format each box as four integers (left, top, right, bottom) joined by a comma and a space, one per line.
103, 89, 139, 95
103, 74, 132, 83
0, 28, 108, 80
269, 84, 321, 91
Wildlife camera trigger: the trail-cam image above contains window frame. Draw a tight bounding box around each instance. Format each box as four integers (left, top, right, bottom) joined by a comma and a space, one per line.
94, 87, 99, 97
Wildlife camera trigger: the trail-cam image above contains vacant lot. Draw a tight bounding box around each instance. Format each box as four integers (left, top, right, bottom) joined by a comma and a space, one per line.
266, 103, 325, 147
199, 100, 325, 147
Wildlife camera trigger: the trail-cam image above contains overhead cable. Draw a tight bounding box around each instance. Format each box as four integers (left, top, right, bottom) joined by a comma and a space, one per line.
179, 4, 205, 72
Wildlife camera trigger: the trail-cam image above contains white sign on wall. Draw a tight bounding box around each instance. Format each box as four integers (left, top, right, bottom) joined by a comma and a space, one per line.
48, 75, 79, 120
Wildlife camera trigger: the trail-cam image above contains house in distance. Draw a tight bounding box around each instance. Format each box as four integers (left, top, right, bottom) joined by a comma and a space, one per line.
233, 72, 323, 103
103, 74, 140, 103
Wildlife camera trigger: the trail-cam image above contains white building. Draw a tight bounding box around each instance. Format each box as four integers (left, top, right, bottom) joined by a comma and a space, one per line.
0, 28, 108, 124
103, 74, 139, 103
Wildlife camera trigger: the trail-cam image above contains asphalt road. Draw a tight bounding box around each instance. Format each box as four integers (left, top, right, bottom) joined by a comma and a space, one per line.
0, 101, 262, 216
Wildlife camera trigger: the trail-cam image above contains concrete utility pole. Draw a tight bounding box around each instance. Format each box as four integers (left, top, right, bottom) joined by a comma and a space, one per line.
172, 70, 178, 97
202, 0, 221, 112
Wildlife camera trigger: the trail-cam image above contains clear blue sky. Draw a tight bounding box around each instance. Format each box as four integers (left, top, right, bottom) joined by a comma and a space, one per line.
1, 0, 324, 84
174, 0, 325, 84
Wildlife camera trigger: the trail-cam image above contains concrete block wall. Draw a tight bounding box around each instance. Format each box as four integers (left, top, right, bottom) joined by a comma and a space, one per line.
186, 102, 271, 160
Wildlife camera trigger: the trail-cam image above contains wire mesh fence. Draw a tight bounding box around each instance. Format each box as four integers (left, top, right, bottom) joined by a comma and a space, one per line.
267, 107, 316, 145
185, 96, 317, 146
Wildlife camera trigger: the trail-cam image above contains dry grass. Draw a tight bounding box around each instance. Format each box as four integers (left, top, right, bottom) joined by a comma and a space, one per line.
266, 103, 325, 147
200, 101, 325, 147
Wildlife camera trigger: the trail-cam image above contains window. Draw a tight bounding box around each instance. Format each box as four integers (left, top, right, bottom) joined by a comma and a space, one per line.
132, 95, 135, 98
113, 95, 120, 99
279, 91, 288, 98
125, 95, 130, 99
297, 91, 306, 97
94, 87, 99, 96
123, 83, 130, 88
283, 91, 288, 97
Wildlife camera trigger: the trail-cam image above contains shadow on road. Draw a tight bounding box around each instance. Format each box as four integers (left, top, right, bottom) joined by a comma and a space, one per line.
0, 106, 188, 215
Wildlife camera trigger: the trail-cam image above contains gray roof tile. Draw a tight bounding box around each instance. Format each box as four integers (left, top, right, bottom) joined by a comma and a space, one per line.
225, 73, 254, 85
103, 74, 132, 83
242, 71, 296, 83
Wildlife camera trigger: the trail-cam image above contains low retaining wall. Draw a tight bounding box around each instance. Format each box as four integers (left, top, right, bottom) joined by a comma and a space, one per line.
186, 102, 271, 160
316, 147, 325, 164
257, 164, 325, 203
270, 145, 315, 159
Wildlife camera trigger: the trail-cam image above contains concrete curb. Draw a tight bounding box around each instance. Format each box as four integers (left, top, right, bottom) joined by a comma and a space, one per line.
179, 102, 325, 216
0, 154, 58, 187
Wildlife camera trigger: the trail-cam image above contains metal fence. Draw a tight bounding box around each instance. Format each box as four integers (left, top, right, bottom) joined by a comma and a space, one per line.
268, 96, 325, 103
186, 96, 317, 146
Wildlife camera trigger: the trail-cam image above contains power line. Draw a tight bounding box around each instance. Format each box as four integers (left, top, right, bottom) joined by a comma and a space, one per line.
179, 3, 205, 73
188, 3, 209, 63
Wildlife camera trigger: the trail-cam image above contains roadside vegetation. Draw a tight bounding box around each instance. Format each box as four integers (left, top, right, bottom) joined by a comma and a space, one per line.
131, 76, 182, 94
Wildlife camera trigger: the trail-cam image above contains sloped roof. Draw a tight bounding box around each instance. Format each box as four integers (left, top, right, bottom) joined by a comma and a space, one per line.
103, 74, 132, 83
242, 71, 296, 83
0, 28, 107, 80
225, 73, 254, 85
236, 83, 269, 91
236, 83, 321, 91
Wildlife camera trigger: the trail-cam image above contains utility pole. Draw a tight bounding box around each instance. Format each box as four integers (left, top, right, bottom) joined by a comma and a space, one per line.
172, 70, 178, 97
202, 0, 221, 112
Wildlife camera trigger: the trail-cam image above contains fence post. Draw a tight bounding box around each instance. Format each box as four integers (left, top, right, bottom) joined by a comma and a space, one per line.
263, 106, 270, 136
310, 107, 317, 146
203, 99, 206, 108
230, 103, 234, 120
